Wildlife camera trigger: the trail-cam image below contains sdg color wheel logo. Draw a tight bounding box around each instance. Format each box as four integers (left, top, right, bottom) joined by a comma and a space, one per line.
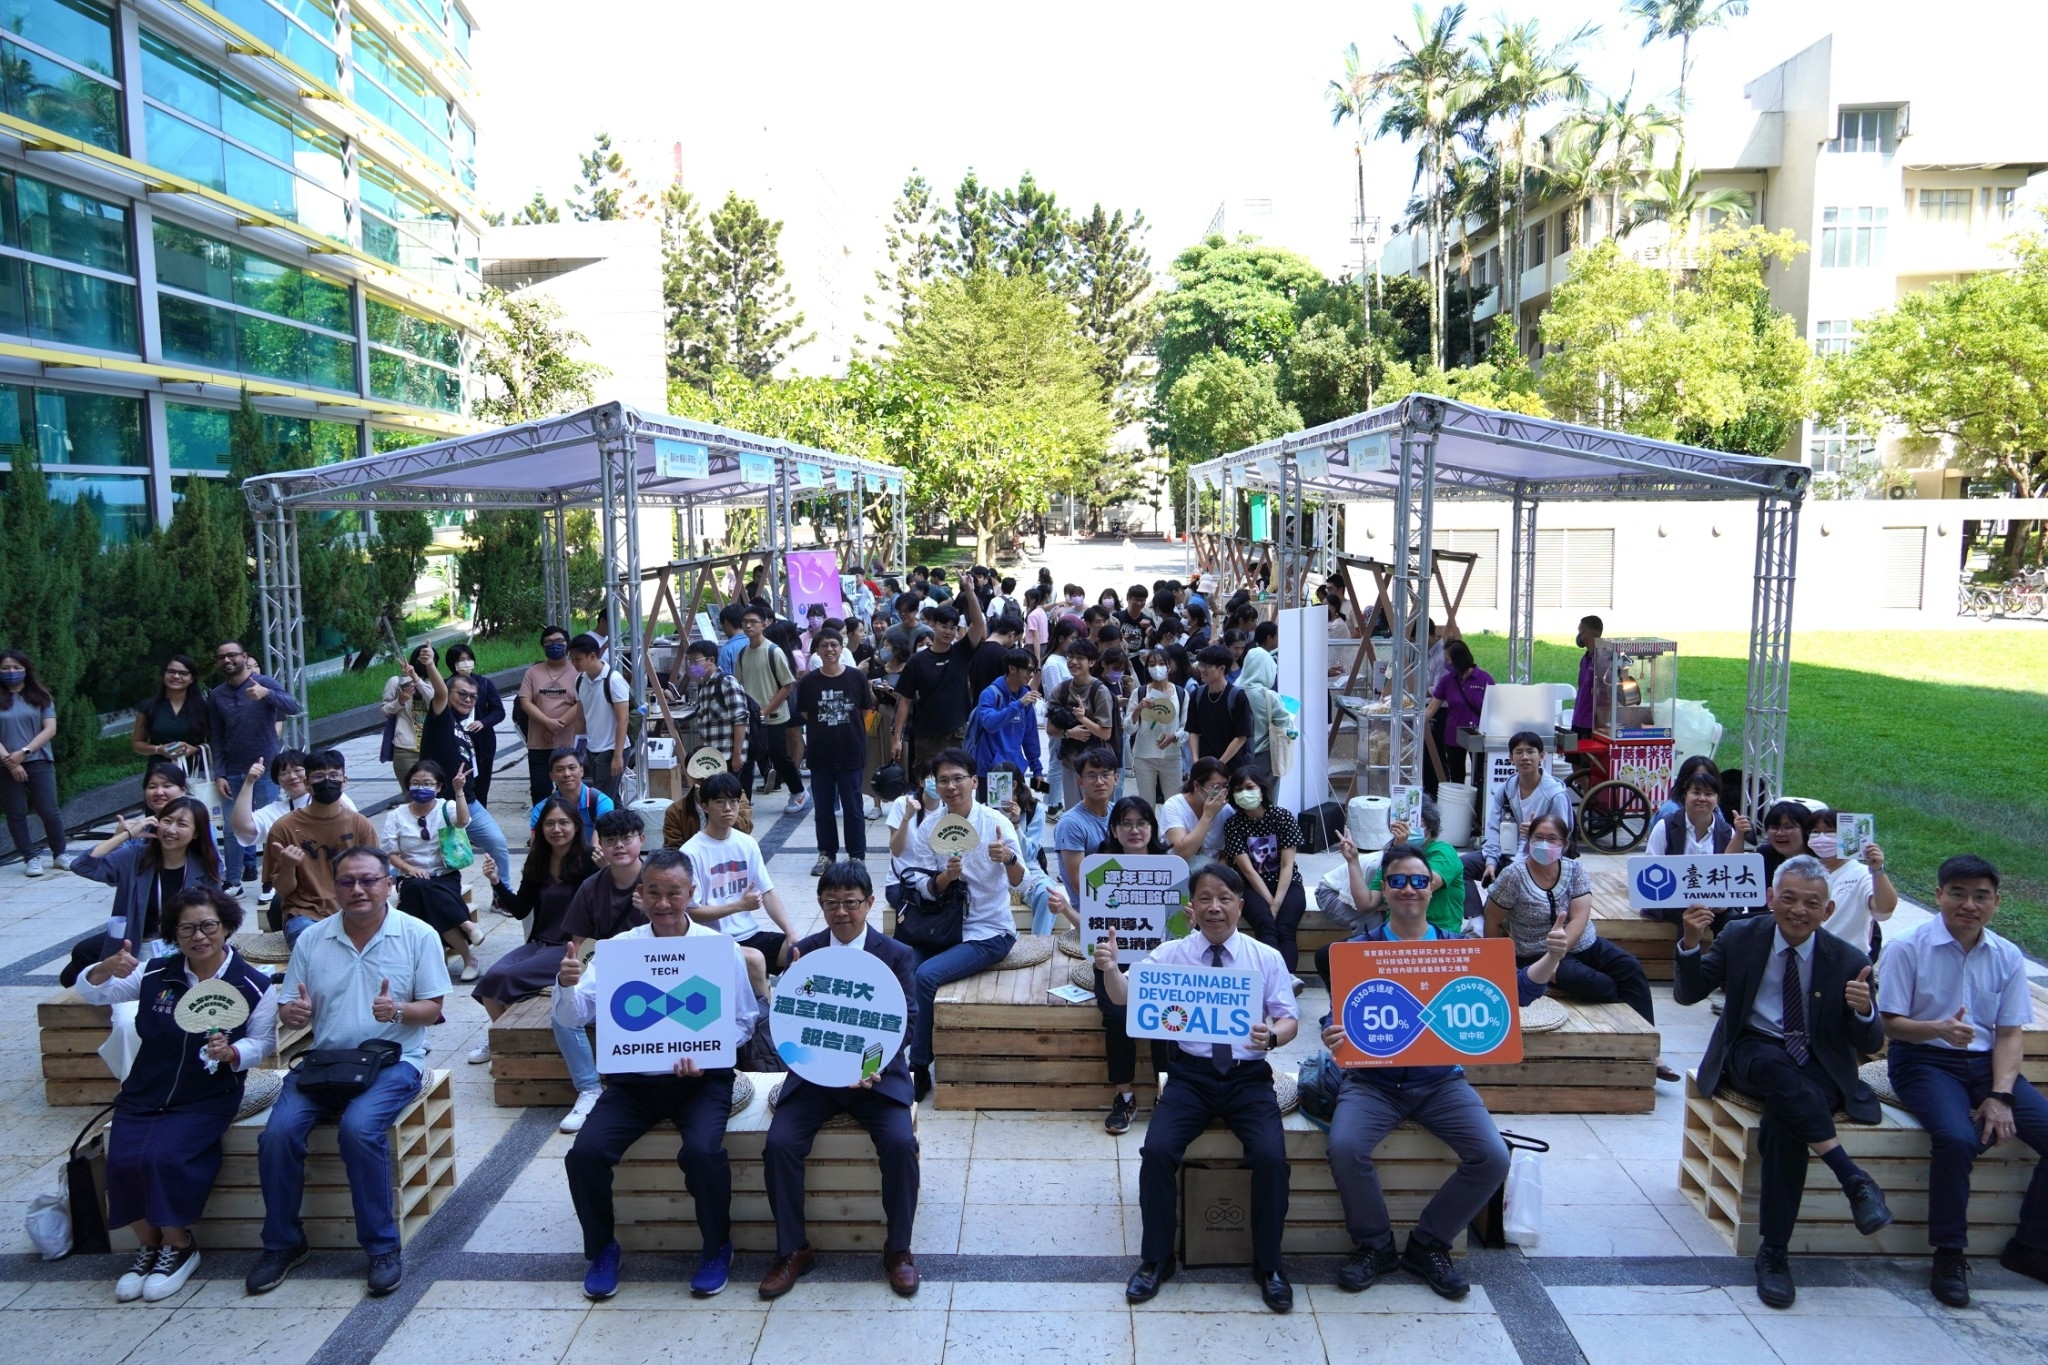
610, 977, 723, 1033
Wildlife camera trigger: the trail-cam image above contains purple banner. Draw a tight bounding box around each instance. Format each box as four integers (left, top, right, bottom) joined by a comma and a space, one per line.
784, 549, 842, 618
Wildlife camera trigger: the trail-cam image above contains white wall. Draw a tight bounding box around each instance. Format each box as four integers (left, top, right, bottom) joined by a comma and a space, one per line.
481, 219, 668, 412
1341, 496, 2047, 635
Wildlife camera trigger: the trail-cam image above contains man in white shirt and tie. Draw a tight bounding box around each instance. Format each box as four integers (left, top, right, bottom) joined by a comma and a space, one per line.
1098, 863, 1299, 1312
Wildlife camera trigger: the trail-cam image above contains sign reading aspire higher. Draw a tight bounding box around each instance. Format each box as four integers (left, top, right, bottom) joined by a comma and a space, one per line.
594, 936, 742, 1073
1627, 853, 1768, 911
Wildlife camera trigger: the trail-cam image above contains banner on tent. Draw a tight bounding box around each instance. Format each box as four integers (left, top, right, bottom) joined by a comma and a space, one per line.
655, 439, 708, 480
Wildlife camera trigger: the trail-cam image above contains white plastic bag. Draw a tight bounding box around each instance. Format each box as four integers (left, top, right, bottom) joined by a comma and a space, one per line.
1501, 1146, 1543, 1248
1671, 699, 1723, 767
24, 1187, 70, 1260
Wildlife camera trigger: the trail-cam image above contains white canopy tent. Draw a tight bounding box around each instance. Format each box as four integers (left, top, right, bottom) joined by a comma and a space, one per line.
241, 400, 904, 755
1186, 395, 1810, 815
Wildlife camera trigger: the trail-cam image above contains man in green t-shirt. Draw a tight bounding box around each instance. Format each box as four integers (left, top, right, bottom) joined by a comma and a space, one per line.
1368, 801, 1467, 934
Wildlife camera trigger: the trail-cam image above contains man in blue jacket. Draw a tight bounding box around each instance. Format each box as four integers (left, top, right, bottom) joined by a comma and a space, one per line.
969, 649, 1041, 793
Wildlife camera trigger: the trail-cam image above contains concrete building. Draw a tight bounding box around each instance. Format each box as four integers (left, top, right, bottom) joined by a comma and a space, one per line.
0, 0, 486, 542
1379, 32, 2048, 476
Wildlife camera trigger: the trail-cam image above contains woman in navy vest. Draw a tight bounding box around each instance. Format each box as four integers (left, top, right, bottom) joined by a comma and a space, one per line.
75, 887, 277, 1303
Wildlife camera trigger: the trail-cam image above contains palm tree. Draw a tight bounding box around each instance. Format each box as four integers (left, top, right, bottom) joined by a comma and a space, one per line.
1462, 18, 1596, 341
1539, 90, 1676, 247
1328, 43, 1376, 335
1628, 0, 1749, 122
1369, 3, 1475, 370
1624, 152, 1753, 246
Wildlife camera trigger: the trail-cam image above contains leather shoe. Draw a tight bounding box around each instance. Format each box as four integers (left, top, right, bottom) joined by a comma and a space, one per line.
1844, 1176, 1894, 1236
884, 1249, 919, 1297
758, 1245, 815, 1299
1929, 1247, 1969, 1307
1999, 1237, 2048, 1286
1754, 1245, 1796, 1309
1125, 1257, 1175, 1303
1258, 1268, 1293, 1313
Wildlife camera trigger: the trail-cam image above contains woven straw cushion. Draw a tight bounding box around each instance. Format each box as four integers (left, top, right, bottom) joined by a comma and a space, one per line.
232, 930, 291, 964
236, 1069, 284, 1120
994, 935, 1055, 971
1519, 995, 1570, 1033
729, 1071, 755, 1116
1071, 959, 1098, 991
1718, 1083, 1853, 1125
1859, 1058, 1904, 1108
766, 1076, 863, 1128
1273, 1068, 1299, 1115
1055, 929, 1085, 959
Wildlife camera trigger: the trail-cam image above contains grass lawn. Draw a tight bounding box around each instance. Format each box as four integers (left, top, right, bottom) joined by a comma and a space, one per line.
65, 634, 546, 802
1462, 629, 2048, 960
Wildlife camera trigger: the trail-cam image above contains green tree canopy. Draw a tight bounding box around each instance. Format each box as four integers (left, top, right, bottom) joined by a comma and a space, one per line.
1153, 235, 1325, 405
1163, 351, 1301, 463
472, 288, 605, 425
673, 192, 813, 385
570, 132, 650, 221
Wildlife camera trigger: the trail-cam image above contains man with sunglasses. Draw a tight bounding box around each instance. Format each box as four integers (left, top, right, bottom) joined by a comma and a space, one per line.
206, 640, 302, 892
250, 846, 447, 1299
1320, 842, 1571, 1304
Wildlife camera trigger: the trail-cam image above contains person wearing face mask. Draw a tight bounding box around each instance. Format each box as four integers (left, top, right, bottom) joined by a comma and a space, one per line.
1808, 810, 1895, 958
670, 639, 752, 842
1098, 645, 1132, 766
517, 626, 584, 803
1160, 759, 1232, 870
0, 648, 70, 876
203, 641, 301, 892
1233, 625, 1281, 778
263, 751, 379, 942
1125, 648, 1187, 807
379, 644, 439, 792
416, 666, 513, 885
1060, 584, 1088, 631
383, 759, 481, 981
442, 644, 506, 806
1223, 769, 1307, 980
1485, 813, 1676, 1081
229, 750, 360, 854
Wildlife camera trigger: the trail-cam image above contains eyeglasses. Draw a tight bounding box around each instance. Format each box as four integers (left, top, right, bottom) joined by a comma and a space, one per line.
1083, 770, 1117, 783
1114, 822, 1151, 834
1383, 873, 1432, 890
163, 669, 192, 679
820, 898, 868, 912
1938, 887, 1999, 907
335, 875, 390, 890
175, 920, 223, 937
1510, 749, 1542, 759
934, 773, 972, 787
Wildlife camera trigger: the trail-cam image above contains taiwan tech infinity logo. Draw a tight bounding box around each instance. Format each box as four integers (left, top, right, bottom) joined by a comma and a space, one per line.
610, 977, 722, 1032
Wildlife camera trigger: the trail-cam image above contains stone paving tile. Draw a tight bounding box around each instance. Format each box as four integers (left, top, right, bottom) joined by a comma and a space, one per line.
751, 1306, 948, 1365
1521, 1202, 1693, 1258
1743, 1309, 1988, 1365
2, 1305, 177, 1365
942, 1306, 1135, 1364
948, 1281, 1130, 1313
1306, 1282, 1497, 1314
1129, 1307, 1328, 1358
959, 1201, 1124, 1257
563, 1307, 767, 1363
372, 1306, 584, 1365
1321, 1312, 1522, 1362
124, 1305, 354, 1365
1559, 1310, 1778, 1365
965, 1156, 1120, 1205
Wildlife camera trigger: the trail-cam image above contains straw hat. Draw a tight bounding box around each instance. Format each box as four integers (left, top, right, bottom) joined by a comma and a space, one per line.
1273, 1068, 1299, 1115
232, 930, 291, 965
1519, 996, 1570, 1033
994, 936, 1054, 971
1055, 929, 1085, 959
236, 1069, 284, 1120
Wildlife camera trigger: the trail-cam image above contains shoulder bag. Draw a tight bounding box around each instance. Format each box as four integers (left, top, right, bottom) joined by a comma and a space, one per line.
438, 800, 474, 871
889, 864, 968, 953
289, 1038, 403, 1108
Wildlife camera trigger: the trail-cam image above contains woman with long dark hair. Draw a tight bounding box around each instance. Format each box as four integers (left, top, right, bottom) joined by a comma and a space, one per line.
443, 642, 506, 806
131, 655, 211, 766
0, 648, 68, 876
74, 795, 226, 952
468, 796, 600, 1065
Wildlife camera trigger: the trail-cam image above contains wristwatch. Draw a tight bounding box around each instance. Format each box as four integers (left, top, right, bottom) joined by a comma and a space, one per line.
1987, 1090, 2016, 1106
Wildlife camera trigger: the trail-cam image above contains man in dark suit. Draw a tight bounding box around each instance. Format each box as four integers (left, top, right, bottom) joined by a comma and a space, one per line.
758, 861, 921, 1298
1675, 854, 1892, 1308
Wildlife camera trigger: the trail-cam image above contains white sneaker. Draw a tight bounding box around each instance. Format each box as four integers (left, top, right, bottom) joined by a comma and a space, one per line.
560, 1089, 601, 1133
115, 1246, 155, 1302
467, 1044, 491, 1065
23, 856, 43, 877
141, 1242, 200, 1301
52, 852, 77, 872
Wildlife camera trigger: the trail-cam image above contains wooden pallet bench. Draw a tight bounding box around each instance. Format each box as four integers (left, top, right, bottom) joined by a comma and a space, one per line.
1588, 870, 1677, 980
931, 954, 1660, 1114
1678, 1071, 2035, 1257
609, 1071, 905, 1253
488, 993, 579, 1107
1182, 1112, 1468, 1260
38, 989, 310, 1108
92, 1069, 455, 1250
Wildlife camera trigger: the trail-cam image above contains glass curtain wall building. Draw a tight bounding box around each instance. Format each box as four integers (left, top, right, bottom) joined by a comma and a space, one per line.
0, 0, 482, 542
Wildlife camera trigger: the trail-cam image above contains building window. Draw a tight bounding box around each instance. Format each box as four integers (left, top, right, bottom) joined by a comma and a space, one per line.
1430, 528, 1498, 610
0, 169, 138, 352
1808, 422, 1875, 474
191, 0, 339, 86
367, 297, 461, 411
154, 220, 358, 392
0, 0, 121, 151
1819, 207, 1887, 268
349, 24, 467, 184
138, 32, 349, 242
0, 382, 148, 543
1812, 320, 1857, 357
1917, 188, 1970, 226
357, 155, 467, 296
1534, 528, 1613, 610
168, 399, 356, 470
1826, 107, 1896, 155
1993, 187, 2018, 223
1527, 220, 1546, 268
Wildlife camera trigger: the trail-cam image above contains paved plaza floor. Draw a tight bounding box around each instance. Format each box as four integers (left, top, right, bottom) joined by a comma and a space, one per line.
2, 718, 2045, 1364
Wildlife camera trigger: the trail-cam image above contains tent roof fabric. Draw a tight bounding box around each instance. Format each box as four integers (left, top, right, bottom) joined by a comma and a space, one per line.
241, 401, 901, 512
1189, 396, 1808, 504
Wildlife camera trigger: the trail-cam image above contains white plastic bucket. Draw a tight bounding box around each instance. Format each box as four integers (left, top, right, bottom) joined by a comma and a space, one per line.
1437, 782, 1476, 848
1348, 796, 1392, 851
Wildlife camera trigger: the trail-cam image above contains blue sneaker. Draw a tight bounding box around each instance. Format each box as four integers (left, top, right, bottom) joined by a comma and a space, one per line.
584, 1240, 622, 1300
691, 1241, 733, 1297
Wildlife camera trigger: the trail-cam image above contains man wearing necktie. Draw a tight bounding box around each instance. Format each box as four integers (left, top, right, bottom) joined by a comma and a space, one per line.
1098, 863, 1300, 1312
1676, 854, 1892, 1309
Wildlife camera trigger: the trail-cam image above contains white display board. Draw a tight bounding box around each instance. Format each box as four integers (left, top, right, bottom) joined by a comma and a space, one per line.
1276, 606, 1329, 812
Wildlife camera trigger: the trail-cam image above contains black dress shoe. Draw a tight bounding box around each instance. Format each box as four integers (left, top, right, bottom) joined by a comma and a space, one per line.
1125, 1257, 1175, 1303
1401, 1232, 1470, 1301
913, 1066, 932, 1102
1844, 1176, 1894, 1236
1999, 1237, 2048, 1286
1754, 1245, 1796, 1309
1929, 1247, 1969, 1307
1258, 1269, 1293, 1313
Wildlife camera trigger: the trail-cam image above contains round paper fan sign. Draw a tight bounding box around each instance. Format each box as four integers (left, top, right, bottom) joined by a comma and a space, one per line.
686, 747, 727, 780
928, 812, 981, 858
174, 978, 251, 1034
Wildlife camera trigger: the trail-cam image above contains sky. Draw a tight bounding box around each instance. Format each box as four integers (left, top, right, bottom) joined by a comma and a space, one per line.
468, 0, 2048, 375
